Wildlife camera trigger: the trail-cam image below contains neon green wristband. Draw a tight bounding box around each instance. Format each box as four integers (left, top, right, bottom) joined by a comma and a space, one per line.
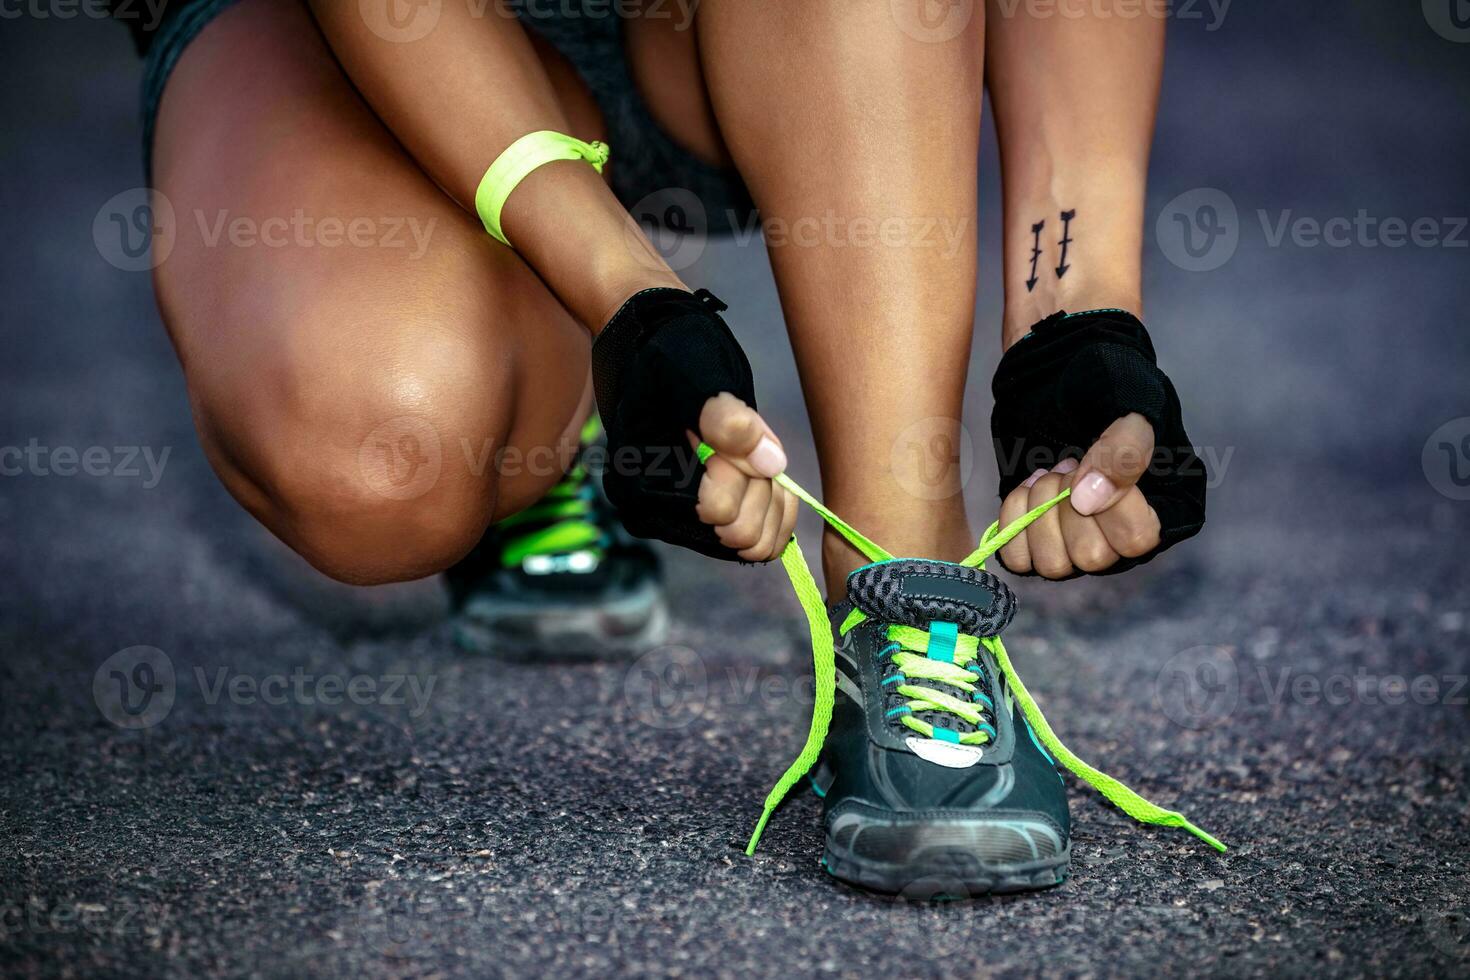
474, 130, 609, 248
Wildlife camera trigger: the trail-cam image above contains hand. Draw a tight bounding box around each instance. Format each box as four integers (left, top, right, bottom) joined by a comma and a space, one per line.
989, 309, 1206, 577
997, 413, 1162, 578
692, 393, 798, 562
592, 287, 789, 562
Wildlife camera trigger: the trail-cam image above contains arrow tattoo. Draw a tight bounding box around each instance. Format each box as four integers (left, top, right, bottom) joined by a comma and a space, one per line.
1056, 209, 1076, 279
1026, 220, 1045, 292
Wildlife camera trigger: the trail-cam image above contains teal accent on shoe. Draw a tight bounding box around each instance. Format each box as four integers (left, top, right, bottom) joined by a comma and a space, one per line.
1025, 717, 1056, 766
932, 727, 960, 744
928, 621, 958, 664
885, 706, 911, 718
807, 775, 827, 799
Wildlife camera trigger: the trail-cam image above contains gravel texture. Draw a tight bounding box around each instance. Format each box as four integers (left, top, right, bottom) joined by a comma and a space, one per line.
3, 5, 1469, 978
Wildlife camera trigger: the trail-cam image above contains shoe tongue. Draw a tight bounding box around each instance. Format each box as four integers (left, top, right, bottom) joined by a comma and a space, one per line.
846, 559, 1016, 637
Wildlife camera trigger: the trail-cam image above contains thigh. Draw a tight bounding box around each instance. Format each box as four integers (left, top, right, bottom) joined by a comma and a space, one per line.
621, 1, 730, 168
151, 0, 591, 582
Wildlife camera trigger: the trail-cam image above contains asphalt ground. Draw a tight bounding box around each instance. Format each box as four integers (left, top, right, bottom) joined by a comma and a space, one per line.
3, 4, 1469, 977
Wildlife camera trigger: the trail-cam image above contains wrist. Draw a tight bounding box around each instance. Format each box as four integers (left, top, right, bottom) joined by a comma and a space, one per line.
1002, 275, 1142, 350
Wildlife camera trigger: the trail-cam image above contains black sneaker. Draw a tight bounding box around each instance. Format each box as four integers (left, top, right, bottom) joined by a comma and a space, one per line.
444, 419, 668, 659
813, 559, 1071, 895
733, 455, 1225, 889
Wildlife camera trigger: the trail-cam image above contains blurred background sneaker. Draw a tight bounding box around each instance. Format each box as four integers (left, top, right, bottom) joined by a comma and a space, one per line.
444, 418, 669, 659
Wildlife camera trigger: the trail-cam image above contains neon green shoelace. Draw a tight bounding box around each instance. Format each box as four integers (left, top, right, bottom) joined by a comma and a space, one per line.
871, 618, 997, 745
496, 418, 606, 568
695, 444, 1227, 857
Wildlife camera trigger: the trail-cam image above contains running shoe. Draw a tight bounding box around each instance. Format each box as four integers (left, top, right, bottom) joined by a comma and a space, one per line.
445, 419, 668, 658
721, 441, 1225, 893
811, 558, 1071, 895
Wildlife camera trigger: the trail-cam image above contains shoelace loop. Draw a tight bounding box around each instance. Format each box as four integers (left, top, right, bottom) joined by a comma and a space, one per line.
695, 443, 1227, 857
880, 626, 993, 744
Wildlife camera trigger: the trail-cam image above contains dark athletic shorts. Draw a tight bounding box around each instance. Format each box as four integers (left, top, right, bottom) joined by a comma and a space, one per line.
124, 0, 753, 235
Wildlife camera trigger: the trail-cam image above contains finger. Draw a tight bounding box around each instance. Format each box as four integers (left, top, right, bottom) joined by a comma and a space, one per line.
739, 485, 787, 562
698, 392, 787, 479
1059, 500, 1120, 574
695, 455, 748, 528
716, 475, 772, 552
777, 481, 799, 552
998, 469, 1046, 574
1094, 485, 1162, 559
1070, 412, 1155, 516
1026, 470, 1073, 580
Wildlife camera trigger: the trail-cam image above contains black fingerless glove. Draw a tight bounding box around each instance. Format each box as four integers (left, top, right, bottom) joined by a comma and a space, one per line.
991, 309, 1207, 573
591, 287, 756, 562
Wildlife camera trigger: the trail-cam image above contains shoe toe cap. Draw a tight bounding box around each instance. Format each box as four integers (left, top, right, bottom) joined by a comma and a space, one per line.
828, 803, 1066, 868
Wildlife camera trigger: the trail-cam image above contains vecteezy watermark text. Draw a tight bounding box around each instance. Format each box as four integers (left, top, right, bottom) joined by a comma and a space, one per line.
94, 646, 438, 729
192, 210, 437, 258
1, 440, 169, 488
1156, 645, 1468, 730
1156, 188, 1468, 272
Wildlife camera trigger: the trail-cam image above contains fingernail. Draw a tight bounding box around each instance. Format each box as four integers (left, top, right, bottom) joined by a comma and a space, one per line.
749, 436, 787, 478
1020, 467, 1048, 489
1052, 458, 1079, 475
1070, 472, 1116, 516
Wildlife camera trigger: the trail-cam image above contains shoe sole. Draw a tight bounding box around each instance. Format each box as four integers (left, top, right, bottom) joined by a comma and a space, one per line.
821, 836, 1070, 896
453, 581, 669, 660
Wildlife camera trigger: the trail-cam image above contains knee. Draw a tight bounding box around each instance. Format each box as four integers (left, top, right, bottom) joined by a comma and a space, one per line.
198, 327, 512, 586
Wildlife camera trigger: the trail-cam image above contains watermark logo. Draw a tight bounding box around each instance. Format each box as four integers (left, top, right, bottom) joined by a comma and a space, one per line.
1422, 881, 1470, 957
890, 0, 974, 42
1156, 645, 1468, 729
731, 210, 971, 258
626, 187, 708, 272
987, 0, 1232, 31
93, 188, 174, 272
0, 1, 166, 28
359, 415, 443, 501
1423, 417, 1470, 501
193, 667, 436, 717
191, 209, 437, 258
1426, 880, 1470, 958
1424, 0, 1470, 42
94, 649, 438, 728
1158, 189, 1466, 270
359, 0, 442, 41
1155, 645, 1239, 730
891, 416, 973, 501
0, 897, 170, 941
623, 645, 707, 729
884, 875, 994, 956
1156, 187, 1238, 272
0, 440, 170, 487
94, 646, 176, 729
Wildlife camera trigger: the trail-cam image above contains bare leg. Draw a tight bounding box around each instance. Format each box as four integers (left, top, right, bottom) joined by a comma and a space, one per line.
986, 1, 1173, 580
308, 0, 796, 563
986, 0, 1164, 348
696, 0, 985, 590
308, 0, 686, 330
156, 0, 793, 585
153, 0, 597, 584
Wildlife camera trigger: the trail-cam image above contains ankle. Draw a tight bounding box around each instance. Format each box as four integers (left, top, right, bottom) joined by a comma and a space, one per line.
821, 511, 973, 599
